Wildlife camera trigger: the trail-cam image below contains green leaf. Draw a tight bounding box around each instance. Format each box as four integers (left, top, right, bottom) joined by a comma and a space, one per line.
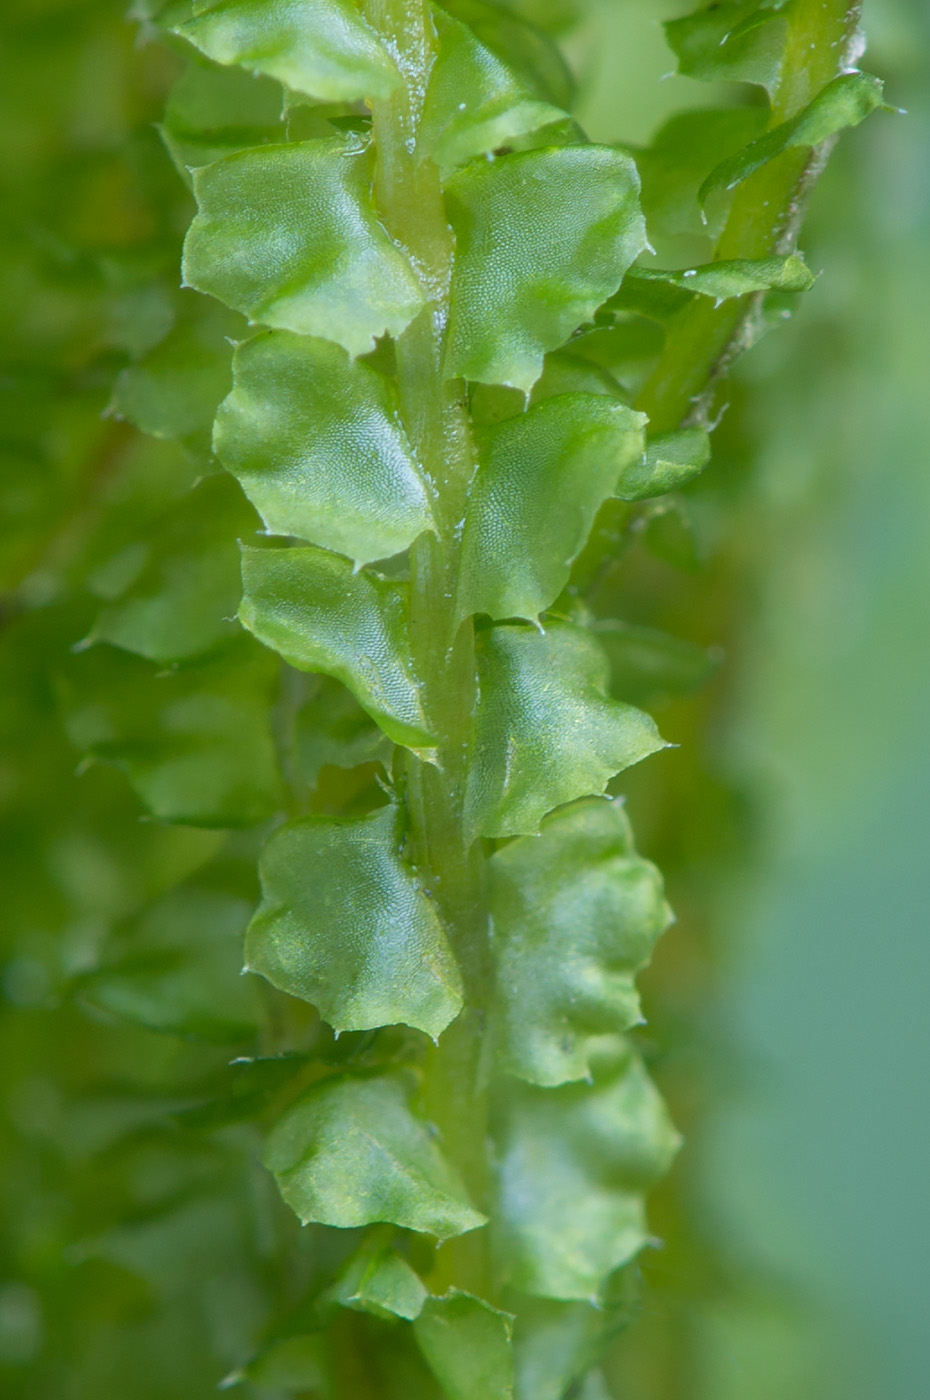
331, 1239, 428, 1321
159, 56, 287, 180
183, 139, 425, 357
78, 886, 261, 1042
494, 1058, 681, 1298
214, 331, 434, 565
700, 71, 891, 204
85, 473, 257, 664
239, 543, 432, 747
238, 1335, 332, 1392
244, 805, 463, 1038
295, 676, 392, 790
457, 395, 645, 623
628, 253, 814, 301
263, 1073, 486, 1239
420, 9, 563, 175
614, 427, 711, 502
110, 296, 239, 446
414, 1290, 515, 1400
62, 641, 282, 827
176, 0, 400, 103
664, 0, 789, 95
441, 0, 574, 108
445, 147, 646, 392
512, 1299, 605, 1400
631, 106, 767, 241
489, 799, 671, 1086
593, 620, 720, 705
465, 622, 666, 840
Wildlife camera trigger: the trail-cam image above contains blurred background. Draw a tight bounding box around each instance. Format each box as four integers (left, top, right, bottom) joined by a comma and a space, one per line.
0, 1, 927, 1396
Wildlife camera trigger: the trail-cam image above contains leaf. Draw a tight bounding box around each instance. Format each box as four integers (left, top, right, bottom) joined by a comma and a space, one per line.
465, 622, 666, 840
614, 427, 711, 502
159, 56, 287, 180
183, 139, 425, 357
593, 620, 720, 705
457, 395, 646, 623
664, 0, 789, 95
628, 253, 814, 301
444, 147, 646, 392
214, 331, 434, 565
414, 1290, 515, 1400
420, 9, 563, 175
631, 106, 768, 241
239, 543, 432, 747
441, 0, 575, 108
512, 1299, 605, 1400
295, 676, 392, 790
78, 887, 261, 1042
489, 799, 671, 1086
700, 71, 891, 204
85, 473, 257, 664
239, 1334, 332, 1392
331, 1240, 428, 1321
263, 1073, 487, 1239
110, 296, 240, 446
244, 805, 463, 1038
62, 641, 282, 827
176, 0, 400, 103
493, 1058, 681, 1298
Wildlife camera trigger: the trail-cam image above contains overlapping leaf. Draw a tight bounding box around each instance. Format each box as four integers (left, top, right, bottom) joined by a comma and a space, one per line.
457, 394, 646, 623
176, 0, 400, 102
494, 1058, 681, 1298
263, 1073, 486, 1238
183, 138, 424, 356
414, 1290, 515, 1400
615, 427, 711, 501
329, 1237, 428, 1321
465, 622, 666, 840
444, 147, 646, 391
215, 330, 434, 564
244, 805, 463, 1038
664, 0, 789, 94
239, 544, 432, 746
489, 799, 671, 1086
420, 8, 563, 175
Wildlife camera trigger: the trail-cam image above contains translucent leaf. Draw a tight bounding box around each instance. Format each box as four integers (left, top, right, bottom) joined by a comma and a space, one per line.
593, 620, 720, 705
183, 139, 425, 357
628, 252, 813, 302
160, 56, 286, 180
215, 330, 434, 565
631, 107, 767, 241
445, 147, 646, 392
110, 296, 239, 445
664, 0, 789, 95
615, 427, 711, 501
295, 676, 391, 790
78, 887, 260, 1042
513, 1299, 604, 1400
86, 473, 257, 664
700, 71, 890, 204
239, 543, 432, 747
244, 805, 463, 1038
176, 0, 400, 103
62, 641, 282, 827
494, 1058, 681, 1298
457, 395, 646, 623
465, 622, 666, 840
331, 1239, 428, 1321
263, 1073, 486, 1239
489, 799, 671, 1086
414, 1290, 515, 1400
420, 9, 563, 175
441, 0, 574, 108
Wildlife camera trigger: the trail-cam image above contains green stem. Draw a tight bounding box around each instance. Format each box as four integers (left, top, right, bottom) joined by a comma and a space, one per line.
635, 0, 863, 432
366, 0, 492, 1295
